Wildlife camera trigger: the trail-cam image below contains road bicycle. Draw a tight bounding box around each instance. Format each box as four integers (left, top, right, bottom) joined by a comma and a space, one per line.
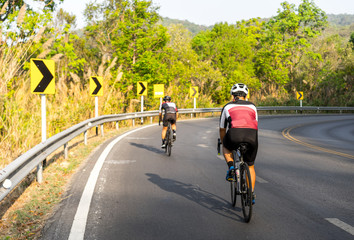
218, 138, 253, 222
159, 118, 174, 156
164, 122, 173, 156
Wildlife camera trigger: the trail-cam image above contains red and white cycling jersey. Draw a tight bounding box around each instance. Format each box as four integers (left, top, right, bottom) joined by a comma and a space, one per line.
219, 100, 258, 130
159, 102, 178, 114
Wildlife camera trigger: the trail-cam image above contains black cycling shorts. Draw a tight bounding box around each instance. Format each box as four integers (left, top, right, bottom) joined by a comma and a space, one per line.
163, 113, 176, 127
223, 128, 258, 166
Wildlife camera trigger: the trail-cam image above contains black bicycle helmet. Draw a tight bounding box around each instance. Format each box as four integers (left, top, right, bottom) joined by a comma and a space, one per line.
163, 95, 171, 102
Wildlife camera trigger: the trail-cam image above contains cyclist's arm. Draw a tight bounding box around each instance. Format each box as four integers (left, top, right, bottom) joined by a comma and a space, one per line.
159, 103, 163, 121
219, 107, 227, 143
219, 128, 226, 144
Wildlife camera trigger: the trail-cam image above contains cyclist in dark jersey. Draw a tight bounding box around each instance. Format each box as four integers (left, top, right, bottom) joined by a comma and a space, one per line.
159, 96, 178, 148
219, 83, 258, 204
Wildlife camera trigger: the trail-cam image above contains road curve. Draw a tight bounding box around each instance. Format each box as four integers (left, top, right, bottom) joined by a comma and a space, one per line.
41, 114, 354, 240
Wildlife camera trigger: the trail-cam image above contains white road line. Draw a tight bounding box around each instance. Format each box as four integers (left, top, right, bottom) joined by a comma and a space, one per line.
325, 218, 354, 236
256, 176, 268, 183
68, 125, 154, 240
197, 144, 209, 148
106, 160, 137, 165
125, 137, 153, 140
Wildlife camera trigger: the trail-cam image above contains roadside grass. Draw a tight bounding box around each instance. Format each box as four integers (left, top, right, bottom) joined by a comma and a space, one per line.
0, 123, 140, 240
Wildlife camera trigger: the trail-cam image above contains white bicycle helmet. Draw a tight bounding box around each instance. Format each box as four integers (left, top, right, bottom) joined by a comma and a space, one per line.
230, 83, 248, 97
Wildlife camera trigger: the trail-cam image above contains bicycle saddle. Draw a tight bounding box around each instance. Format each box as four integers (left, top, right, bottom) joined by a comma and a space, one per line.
239, 143, 250, 154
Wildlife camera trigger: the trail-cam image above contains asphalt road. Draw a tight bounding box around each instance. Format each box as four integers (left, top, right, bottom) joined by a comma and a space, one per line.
41, 114, 354, 240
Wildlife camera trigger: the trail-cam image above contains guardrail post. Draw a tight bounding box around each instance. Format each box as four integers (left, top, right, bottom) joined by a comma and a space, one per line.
84, 131, 87, 145
101, 124, 104, 137
64, 143, 68, 159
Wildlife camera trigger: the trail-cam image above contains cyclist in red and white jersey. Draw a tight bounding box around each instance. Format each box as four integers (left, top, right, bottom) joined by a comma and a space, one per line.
219, 83, 258, 203
159, 96, 178, 148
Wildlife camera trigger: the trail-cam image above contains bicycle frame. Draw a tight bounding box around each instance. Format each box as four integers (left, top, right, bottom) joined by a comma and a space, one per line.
233, 150, 242, 194
218, 138, 253, 222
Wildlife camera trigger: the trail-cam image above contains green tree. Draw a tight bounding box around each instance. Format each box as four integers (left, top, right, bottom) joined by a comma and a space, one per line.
192, 20, 262, 102
164, 24, 224, 106
0, 0, 63, 22
350, 32, 354, 49
83, 0, 169, 111
255, 0, 327, 99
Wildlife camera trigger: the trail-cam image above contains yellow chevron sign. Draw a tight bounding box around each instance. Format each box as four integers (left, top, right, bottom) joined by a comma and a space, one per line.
90, 76, 103, 96
137, 82, 147, 96
297, 91, 304, 100
31, 59, 55, 94
190, 86, 198, 98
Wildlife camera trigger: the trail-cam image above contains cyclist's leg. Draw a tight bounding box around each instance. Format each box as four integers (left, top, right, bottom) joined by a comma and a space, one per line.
245, 143, 257, 191
248, 165, 256, 190
245, 147, 257, 204
168, 114, 177, 139
161, 126, 168, 140
223, 146, 235, 181
222, 131, 235, 168
171, 122, 176, 131
170, 114, 177, 130
223, 146, 234, 166
161, 116, 169, 147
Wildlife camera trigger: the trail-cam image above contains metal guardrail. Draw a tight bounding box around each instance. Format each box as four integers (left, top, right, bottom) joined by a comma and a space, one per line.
0, 106, 353, 201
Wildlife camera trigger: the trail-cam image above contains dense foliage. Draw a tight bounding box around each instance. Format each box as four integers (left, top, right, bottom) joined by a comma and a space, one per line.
0, 0, 353, 164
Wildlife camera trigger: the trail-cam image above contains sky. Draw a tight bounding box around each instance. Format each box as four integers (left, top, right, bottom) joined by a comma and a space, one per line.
58, 0, 354, 29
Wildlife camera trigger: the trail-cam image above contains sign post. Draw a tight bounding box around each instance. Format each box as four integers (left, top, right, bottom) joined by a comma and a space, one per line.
137, 82, 147, 124
90, 76, 103, 135
31, 58, 55, 183
190, 86, 199, 118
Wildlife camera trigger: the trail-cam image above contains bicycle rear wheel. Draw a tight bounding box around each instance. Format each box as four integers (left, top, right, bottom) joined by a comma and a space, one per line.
164, 128, 169, 154
167, 134, 172, 156
230, 151, 237, 206
230, 179, 236, 206
240, 162, 253, 222
166, 123, 172, 156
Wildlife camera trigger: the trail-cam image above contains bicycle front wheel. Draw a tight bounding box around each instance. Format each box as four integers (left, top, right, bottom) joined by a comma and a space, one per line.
240, 163, 253, 223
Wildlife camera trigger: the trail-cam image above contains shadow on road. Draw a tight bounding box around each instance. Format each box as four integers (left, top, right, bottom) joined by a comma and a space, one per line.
129, 142, 162, 154
146, 173, 244, 222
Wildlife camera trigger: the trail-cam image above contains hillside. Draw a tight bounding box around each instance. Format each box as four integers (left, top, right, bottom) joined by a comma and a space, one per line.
160, 17, 212, 36
162, 14, 354, 35
327, 14, 354, 26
